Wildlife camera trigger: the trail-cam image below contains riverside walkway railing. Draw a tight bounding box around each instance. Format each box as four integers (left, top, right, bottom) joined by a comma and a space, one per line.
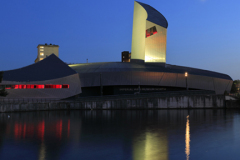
0, 98, 59, 104
0, 90, 226, 112
0, 90, 216, 104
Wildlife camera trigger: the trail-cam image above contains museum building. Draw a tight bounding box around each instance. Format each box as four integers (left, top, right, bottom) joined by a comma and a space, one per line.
0, 1, 233, 99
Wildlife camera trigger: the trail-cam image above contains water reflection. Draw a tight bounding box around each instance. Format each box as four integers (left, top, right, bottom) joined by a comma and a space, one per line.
12, 120, 70, 141
39, 142, 46, 160
185, 115, 190, 160
0, 109, 238, 160
133, 131, 168, 160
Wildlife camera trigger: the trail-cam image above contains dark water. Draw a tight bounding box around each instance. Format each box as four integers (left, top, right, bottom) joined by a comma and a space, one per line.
0, 109, 240, 160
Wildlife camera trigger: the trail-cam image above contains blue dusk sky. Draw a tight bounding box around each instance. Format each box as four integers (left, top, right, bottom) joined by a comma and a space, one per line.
0, 0, 240, 80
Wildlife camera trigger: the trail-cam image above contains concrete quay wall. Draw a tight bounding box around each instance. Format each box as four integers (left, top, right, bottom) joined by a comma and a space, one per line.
0, 94, 225, 112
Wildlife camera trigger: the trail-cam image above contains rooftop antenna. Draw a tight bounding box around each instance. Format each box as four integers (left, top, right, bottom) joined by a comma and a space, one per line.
87, 59, 88, 63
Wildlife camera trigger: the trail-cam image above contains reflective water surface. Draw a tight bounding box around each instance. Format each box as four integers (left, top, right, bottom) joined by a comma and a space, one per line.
0, 109, 240, 160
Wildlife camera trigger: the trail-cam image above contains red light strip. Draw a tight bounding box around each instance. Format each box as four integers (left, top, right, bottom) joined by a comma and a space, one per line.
3, 84, 70, 89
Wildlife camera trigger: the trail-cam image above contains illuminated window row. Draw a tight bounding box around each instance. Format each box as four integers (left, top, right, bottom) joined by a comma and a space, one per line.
146, 26, 157, 38
1, 84, 69, 89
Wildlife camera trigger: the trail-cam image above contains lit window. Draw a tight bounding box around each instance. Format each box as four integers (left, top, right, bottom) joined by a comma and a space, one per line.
40, 52, 44, 56
62, 84, 69, 88
40, 58, 44, 61
56, 85, 62, 88
19, 85, 26, 89
146, 26, 157, 38
13, 85, 18, 89
40, 49, 44, 51
26, 85, 34, 89
5, 85, 11, 89
45, 84, 64, 89
40, 46, 44, 48
35, 85, 44, 89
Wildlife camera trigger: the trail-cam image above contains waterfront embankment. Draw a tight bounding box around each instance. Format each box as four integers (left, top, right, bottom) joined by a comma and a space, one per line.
1, 90, 236, 112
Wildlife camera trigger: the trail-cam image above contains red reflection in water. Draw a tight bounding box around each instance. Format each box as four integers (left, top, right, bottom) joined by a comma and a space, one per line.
27, 124, 34, 137
56, 120, 62, 139
68, 120, 70, 138
13, 120, 68, 141
14, 122, 44, 140
14, 123, 22, 139
38, 121, 45, 141
23, 123, 26, 139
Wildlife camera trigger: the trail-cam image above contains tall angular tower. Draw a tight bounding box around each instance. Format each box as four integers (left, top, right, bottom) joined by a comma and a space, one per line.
131, 1, 168, 63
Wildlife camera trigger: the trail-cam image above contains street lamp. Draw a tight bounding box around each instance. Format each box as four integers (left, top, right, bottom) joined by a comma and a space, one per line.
185, 72, 188, 90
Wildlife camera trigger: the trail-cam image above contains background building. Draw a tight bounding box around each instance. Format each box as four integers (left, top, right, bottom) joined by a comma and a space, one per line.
35, 43, 59, 63
122, 51, 131, 62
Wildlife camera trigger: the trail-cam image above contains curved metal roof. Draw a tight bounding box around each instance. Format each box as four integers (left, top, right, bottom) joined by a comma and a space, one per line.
136, 1, 168, 28
69, 62, 232, 80
2, 54, 77, 82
